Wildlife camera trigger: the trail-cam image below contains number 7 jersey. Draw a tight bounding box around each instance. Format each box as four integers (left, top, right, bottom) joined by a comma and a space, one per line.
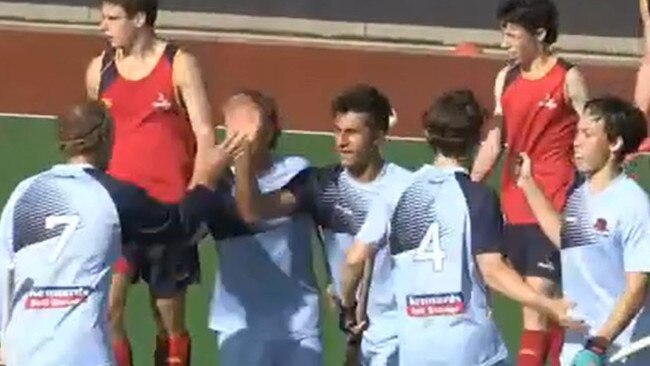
0, 164, 213, 366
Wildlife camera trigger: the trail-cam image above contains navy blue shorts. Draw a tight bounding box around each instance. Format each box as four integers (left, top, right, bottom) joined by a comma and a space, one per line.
116, 242, 200, 298
504, 224, 561, 283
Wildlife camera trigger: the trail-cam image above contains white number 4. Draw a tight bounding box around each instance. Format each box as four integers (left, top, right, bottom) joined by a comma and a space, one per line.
413, 222, 446, 272
45, 215, 80, 263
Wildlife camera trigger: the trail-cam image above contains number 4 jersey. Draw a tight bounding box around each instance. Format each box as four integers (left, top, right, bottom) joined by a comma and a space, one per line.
358, 165, 508, 366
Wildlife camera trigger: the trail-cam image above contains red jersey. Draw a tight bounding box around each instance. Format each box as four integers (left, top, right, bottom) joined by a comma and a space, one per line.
99, 44, 196, 203
500, 59, 578, 224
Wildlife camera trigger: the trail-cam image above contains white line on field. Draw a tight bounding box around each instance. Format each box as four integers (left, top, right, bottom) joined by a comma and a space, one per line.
0, 112, 426, 142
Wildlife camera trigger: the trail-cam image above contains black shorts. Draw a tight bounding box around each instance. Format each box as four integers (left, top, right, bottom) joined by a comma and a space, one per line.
116, 242, 201, 298
504, 224, 561, 283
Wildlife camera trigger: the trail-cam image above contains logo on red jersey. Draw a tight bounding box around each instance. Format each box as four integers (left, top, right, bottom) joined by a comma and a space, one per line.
152, 92, 172, 110
538, 93, 558, 110
406, 292, 465, 317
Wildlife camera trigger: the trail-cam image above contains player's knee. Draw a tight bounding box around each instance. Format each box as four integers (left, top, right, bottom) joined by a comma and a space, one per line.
108, 297, 126, 323
521, 304, 550, 330
154, 295, 187, 334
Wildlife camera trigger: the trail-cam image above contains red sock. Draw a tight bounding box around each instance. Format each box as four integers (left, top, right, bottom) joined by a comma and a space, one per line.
155, 333, 169, 366
112, 338, 133, 366
517, 330, 548, 366
167, 332, 191, 366
546, 322, 564, 366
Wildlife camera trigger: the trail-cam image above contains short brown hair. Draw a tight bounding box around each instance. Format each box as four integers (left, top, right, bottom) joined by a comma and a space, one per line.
102, 0, 158, 26
584, 96, 648, 161
331, 84, 392, 134
422, 90, 486, 158
57, 100, 113, 157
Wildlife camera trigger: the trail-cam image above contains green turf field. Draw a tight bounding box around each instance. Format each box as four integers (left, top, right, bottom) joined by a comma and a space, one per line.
12, 115, 650, 365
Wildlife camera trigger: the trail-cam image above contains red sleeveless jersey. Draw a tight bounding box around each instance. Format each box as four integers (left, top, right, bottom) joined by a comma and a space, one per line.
99, 44, 196, 203
500, 59, 577, 224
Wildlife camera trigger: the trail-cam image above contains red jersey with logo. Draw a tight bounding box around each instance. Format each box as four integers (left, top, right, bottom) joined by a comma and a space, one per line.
500, 59, 578, 224
99, 44, 196, 203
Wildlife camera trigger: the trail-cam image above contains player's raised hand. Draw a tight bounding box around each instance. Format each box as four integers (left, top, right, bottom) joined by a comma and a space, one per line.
191, 132, 248, 188
222, 94, 263, 143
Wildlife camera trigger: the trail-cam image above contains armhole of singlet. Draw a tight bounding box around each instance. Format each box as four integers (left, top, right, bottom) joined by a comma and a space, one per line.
557, 58, 575, 72
164, 43, 188, 112
502, 64, 521, 94
98, 47, 117, 96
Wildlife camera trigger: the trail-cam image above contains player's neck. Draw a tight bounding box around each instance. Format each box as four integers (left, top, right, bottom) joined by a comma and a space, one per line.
433, 154, 467, 171
521, 51, 555, 76
587, 163, 622, 194
346, 155, 385, 183
122, 30, 157, 58
67, 155, 95, 167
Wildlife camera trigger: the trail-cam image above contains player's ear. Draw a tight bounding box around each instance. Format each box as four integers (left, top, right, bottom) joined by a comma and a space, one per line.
535, 28, 547, 43
610, 136, 624, 156
133, 12, 146, 28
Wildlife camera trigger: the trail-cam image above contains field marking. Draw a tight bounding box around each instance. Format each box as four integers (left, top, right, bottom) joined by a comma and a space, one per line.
0, 112, 426, 142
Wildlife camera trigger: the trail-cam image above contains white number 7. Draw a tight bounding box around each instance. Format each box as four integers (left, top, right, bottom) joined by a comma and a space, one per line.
413, 222, 446, 271
45, 215, 80, 263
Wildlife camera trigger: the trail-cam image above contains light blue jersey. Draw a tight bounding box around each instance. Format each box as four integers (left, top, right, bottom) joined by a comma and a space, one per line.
358, 165, 509, 366
209, 156, 321, 343
0, 164, 208, 366
560, 174, 650, 365
284, 161, 411, 363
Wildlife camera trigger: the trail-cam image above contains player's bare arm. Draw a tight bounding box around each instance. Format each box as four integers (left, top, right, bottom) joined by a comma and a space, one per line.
341, 242, 375, 308
516, 153, 562, 247
233, 145, 299, 222
85, 55, 103, 100
636, 0, 650, 116
594, 272, 648, 345
565, 67, 589, 118
475, 253, 577, 327
339, 241, 374, 338
470, 67, 507, 182
173, 50, 217, 177
189, 132, 247, 189
226, 99, 300, 222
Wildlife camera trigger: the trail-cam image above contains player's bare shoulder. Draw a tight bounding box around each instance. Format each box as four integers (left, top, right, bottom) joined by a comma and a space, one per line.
86, 54, 104, 100
172, 48, 203, 87
495, 63, 520, 93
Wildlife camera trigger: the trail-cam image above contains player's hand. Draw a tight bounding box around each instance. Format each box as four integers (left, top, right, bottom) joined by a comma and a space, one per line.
192, 132, 247, 188
222, 94, 263, 143
338, 301, 368, 337
543, 298, 587, 332
514, 153, 533, 189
